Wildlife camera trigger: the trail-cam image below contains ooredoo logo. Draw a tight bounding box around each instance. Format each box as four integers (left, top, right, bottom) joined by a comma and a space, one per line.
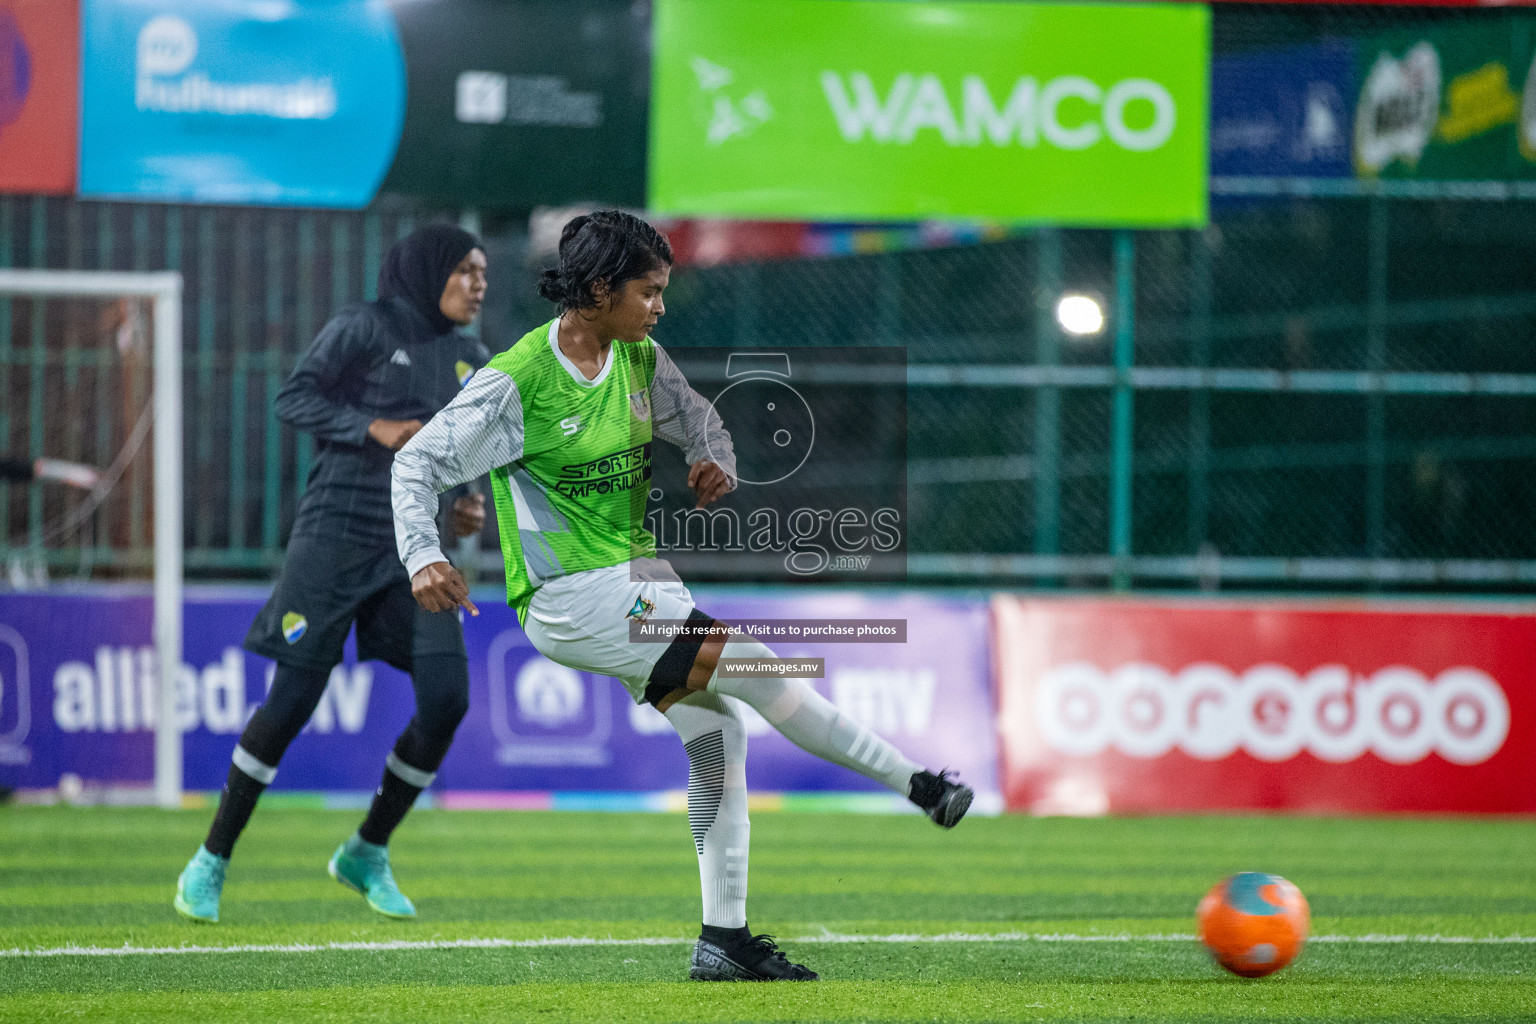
1034, 662, 1510, 766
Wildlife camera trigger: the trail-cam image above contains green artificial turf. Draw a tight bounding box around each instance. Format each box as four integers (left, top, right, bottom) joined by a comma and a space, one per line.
1, 806, 1532, 1022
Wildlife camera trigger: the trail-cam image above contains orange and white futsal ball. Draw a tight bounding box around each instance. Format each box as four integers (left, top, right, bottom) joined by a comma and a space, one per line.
1197, 872, 1310, 978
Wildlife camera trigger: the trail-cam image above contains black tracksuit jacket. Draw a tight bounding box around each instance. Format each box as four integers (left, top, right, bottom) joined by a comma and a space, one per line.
276, 296, 490, 547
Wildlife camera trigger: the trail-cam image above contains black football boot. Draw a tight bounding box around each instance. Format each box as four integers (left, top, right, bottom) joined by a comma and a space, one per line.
690, 927, 819, 981
909, 768, 974, 828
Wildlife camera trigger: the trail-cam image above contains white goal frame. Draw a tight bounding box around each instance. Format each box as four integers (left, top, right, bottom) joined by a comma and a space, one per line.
0, 269, 184, 809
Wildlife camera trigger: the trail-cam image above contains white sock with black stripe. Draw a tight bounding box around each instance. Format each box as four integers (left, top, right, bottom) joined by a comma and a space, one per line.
665, 691, 750, 929
708, 635, 920, 796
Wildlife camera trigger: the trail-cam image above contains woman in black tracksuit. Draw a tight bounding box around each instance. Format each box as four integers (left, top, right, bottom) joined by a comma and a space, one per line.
174, 224, 489, 924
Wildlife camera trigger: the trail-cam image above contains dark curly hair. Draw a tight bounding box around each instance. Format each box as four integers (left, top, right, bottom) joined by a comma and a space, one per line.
537, 210, 674, 314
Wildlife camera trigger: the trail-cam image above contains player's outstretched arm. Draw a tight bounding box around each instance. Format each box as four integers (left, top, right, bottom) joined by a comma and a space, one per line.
392, 366, 525, 610
651, 344, 738, 503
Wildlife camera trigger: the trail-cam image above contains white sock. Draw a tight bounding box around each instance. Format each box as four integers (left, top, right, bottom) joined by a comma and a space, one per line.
665, 690, 750, 929
708, 635, 920, 796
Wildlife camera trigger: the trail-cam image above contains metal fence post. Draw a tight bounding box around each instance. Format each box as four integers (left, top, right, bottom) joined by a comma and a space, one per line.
131, 208, 150, 553
229, 213, 251, 554
736, 262, 759, 347
1187, 229, 1213, 554
1034, 229, 1062, 569
364, 212, 382, 302
262, 216, 285, 552
878, 249, 900, 346
194, 209, 216, 552
295, 213, 317, 511
1110, 231, 1136, 591
165, 207, 182, 565
95, 207, 113, 562
331, 215, 351, 313
27, 198, 45, 559
1366, 195, 1389, 562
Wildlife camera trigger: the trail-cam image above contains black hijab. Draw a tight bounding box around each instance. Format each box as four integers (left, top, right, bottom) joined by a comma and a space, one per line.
377, 223, 482, 335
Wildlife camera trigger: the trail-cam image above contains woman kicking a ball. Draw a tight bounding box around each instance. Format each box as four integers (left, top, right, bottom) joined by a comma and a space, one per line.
391, 210, 972, 982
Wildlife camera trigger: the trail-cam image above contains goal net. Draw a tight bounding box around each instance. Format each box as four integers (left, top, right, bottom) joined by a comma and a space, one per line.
0, 269, 183, 808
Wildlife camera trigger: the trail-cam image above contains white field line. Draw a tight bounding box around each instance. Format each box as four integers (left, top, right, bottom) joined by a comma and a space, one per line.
4, 931, 1535, 959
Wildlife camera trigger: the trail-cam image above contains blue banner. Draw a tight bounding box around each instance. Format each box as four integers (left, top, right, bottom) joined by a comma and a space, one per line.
1210, 43, 1355, 180
0, 587, 997, 801
80, 0, 405, 207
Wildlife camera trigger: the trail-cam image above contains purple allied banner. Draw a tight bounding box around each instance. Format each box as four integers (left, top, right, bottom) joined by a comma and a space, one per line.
0, 587, 997, 802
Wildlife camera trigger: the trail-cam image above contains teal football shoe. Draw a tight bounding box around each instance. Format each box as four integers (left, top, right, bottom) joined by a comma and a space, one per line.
174, 846, 227, 923
328, 834, 416, 918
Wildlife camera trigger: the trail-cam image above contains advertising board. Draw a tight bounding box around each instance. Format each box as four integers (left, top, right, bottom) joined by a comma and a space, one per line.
0, 588, 997, 801
650, 0, 1210, 226
1211, 43, 1354, 179
0, 0, 77, 194
1353, 17, 1536, 179
380, 0, 648, 208
80, 0, 405, 206
994, 596, 1533, 814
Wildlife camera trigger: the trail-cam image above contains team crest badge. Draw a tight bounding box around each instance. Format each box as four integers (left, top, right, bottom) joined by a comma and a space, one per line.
626, 596, 655, 622
628, 389, 651, 422
281, 611, 308, 644
455, 360, 474, 387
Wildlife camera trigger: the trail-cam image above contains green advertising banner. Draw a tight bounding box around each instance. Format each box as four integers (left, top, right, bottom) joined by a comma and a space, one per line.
1354, 16, 1536, 180
649, 0, 1210, 226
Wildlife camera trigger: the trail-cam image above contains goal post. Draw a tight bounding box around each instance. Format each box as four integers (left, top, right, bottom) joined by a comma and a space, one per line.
0, 269, 184, 809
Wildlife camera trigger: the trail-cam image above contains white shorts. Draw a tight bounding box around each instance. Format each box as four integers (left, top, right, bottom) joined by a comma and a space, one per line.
522, 560, 698, 704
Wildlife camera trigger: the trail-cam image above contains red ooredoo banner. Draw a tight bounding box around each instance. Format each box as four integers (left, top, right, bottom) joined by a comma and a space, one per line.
993, 596, 1534, 814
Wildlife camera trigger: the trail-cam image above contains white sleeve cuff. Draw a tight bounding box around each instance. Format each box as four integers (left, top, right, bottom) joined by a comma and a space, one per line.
405, 547, 450, 580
